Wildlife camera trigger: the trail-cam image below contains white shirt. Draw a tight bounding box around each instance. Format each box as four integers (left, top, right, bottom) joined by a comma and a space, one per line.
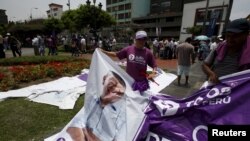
80, 38, 86, 45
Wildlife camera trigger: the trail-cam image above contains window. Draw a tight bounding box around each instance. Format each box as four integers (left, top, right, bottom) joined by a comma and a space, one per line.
118, 13, 124, 19
113, 0, 117, 3
125, 12, 131, 18
119, 5, 124, 11
53, 8, 58, 11
112, 6, 118, 12
125, 3, 131, 10
54, 13, 57, 16
107, 0, 111, 5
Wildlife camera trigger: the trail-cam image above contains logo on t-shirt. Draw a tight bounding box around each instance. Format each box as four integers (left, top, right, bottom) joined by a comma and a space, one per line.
129, 54, 135, 61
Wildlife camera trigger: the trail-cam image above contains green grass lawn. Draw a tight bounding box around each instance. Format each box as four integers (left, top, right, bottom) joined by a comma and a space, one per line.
0, 54, 89, 141
0, 96, 84, 141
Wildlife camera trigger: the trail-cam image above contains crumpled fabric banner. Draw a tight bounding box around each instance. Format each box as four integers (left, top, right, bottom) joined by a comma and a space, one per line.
45, 49, 250, 141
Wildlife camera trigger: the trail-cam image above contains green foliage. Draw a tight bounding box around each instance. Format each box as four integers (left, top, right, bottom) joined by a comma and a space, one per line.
43, 18, 64, 35
61, 10, 77, 32
186, 26, 202, 36
60, 4, 115, 35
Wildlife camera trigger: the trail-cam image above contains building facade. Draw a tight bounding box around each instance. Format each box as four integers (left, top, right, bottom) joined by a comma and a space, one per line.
180, 0, 231, 41
106, 0, 150, 25
0, 9, 8, 24
46, 3, 63, 19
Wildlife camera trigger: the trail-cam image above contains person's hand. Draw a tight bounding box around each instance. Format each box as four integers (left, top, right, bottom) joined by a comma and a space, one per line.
147, 71, 157, 79
208, 72, 220, 84
67, 127, 85, 141
82, 128, 101, 141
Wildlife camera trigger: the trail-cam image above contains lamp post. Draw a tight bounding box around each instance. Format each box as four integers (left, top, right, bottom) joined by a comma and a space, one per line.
67, 0, 71, 10
30, 7, 38, 21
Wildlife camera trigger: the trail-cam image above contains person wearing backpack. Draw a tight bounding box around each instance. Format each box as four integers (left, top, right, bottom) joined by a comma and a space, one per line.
7, 33, 21, 57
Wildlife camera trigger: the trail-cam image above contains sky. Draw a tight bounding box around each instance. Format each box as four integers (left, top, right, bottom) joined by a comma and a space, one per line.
0, 0, 106, 22
0, 0, 249, 22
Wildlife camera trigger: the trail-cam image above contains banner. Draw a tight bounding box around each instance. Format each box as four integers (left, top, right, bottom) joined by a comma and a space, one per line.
135, 70, 250, 140
45, 49, 250, 141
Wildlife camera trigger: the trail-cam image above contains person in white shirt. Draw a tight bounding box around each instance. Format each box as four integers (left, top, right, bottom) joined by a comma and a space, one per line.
80, 37, 86, 53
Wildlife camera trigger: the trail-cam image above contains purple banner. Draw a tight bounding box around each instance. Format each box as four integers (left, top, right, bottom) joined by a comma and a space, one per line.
135, 70, 250, 141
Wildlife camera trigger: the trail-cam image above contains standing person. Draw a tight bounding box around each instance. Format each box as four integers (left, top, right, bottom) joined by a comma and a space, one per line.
202, 18, 250, 84
67, 71, 126, 141
7, 33, 21, 57
0, 34, 5, 58
101, 30, 157, 92
152, 38, 159, 58
38, 35, 45, 56
176, 37, 194, 86
80, 36, 86, 53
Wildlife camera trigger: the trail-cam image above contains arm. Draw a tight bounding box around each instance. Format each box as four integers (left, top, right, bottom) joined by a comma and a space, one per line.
99, 48, 117, 58
201, 50, 220, 84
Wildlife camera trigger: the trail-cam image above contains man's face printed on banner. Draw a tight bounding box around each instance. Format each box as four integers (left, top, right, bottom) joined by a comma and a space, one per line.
101, 72, 126, 105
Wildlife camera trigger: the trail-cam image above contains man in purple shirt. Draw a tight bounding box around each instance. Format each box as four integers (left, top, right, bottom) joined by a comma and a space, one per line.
101, 30, 157, 92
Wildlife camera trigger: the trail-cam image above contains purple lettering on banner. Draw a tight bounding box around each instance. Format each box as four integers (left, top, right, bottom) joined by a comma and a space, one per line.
134, 70, 250, 141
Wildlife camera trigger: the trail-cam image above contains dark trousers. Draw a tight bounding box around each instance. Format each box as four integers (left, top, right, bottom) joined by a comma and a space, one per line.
11, 45, 21, 57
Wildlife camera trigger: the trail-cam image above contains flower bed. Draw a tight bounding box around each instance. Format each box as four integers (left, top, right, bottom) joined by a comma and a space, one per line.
0, 61, 89, 91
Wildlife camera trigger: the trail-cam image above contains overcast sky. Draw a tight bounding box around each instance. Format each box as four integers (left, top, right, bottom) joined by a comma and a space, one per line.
0, 0, 249, 22
0, 0, 106, 22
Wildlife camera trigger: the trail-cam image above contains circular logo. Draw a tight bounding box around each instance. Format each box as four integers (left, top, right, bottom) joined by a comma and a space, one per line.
154, 100, 180, 116
128, 54, 135, 61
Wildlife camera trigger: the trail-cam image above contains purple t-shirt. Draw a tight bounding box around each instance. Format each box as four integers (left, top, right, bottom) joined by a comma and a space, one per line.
116, 45, 157, 81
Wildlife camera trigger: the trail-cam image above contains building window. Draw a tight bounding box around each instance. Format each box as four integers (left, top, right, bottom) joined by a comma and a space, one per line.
119, 5, 124, 11
118, 13, 124, 19
107, 0, 111, 5
112, 6, 118, 12
113, 0, 117, 3
53, 8, 58, 11
54, 13, 57, 16
125, 12, 131, 18
125, 3, 131, 10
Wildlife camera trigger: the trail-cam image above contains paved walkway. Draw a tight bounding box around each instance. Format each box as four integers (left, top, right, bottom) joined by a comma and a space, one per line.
5, 48, 207, 98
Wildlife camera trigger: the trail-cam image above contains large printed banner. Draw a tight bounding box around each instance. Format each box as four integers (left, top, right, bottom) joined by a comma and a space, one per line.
45, 49, 250, 141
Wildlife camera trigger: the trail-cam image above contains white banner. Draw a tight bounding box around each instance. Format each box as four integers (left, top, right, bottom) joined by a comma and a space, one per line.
45, 49, 176, 141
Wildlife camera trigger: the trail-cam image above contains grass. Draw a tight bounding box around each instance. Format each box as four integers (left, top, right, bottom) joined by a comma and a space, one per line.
0, 53, 89, 141
0, 97, 84, 141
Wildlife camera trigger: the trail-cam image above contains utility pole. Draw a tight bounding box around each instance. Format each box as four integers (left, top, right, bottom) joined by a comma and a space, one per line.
202, 0, 209, 35
224, 0, 234, 30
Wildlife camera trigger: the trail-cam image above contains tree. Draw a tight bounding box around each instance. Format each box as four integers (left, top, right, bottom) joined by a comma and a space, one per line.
186, 26, 202, 36
43, 18, 64, 35
61, 10, 77, 33
74, 5, 115, 31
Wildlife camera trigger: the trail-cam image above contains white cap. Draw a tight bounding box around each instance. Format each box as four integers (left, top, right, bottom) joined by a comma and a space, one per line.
135, 30, 147, 39
6, 33, 10, 36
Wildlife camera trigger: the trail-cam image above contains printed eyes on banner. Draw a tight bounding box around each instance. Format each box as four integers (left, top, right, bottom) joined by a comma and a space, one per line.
153, 100, 180, 116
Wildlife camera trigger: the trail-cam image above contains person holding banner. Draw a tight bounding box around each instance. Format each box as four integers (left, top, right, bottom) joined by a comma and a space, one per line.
67, 71, 126, 141
202, 18, 250, 84
100, 30, 157, 92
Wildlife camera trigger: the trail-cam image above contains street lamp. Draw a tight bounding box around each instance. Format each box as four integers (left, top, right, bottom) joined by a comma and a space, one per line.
30, 7, 38, 21
67, 0, 71, 10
